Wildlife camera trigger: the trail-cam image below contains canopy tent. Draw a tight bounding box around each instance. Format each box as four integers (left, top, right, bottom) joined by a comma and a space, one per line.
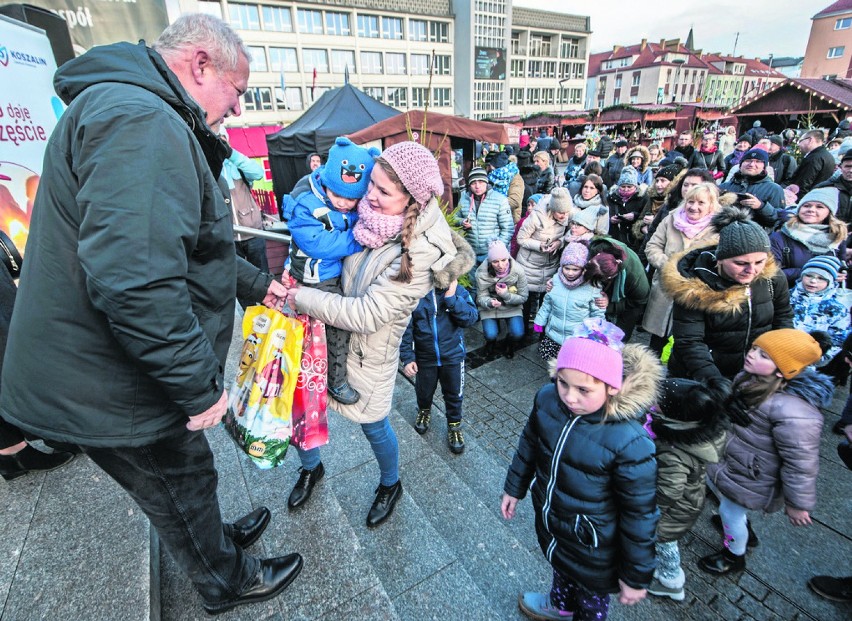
729, 78, 852, 134
347, 110, 515, 207
266, 83, 400, 203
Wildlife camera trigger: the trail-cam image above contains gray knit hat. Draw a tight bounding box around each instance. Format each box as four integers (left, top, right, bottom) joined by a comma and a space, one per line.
617, 165, 639, 187
712, 207, 770, 261
572, 205, 608, 234
548, 187, 574, 214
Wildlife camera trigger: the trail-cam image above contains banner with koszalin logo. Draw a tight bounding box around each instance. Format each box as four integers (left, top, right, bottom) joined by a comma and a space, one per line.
20, 0, 169, 55
0, 15, 63, 252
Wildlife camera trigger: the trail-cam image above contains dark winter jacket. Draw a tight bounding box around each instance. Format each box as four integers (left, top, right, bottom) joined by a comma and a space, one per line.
597, 135, 614, 159
719, 172, 785, 229
588, 236, 650, 339
662, 246, 793, 380
607, 186, 649, 248
400, 285, 478, 368
707, 370, 832, 512
662, 145, 706, 170
651, 378, 730, 543
698, 147, 725, 177
815, 175, 852, 225
769, 226, 848, 287
789, 145, 836, 194
0, 41, 271, 447
603, 153, 625, 187
504, 344, 662, 593
768, 151, 798, 186
535, 165, 556, 194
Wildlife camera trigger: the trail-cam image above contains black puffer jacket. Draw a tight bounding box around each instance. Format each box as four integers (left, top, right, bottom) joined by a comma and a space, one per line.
661, 245, 793, 380
504, 345, 662, 593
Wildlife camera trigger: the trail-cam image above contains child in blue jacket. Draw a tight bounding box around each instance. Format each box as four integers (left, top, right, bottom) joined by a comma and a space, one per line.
284, 136, 380, 404
400, 278, 478, 454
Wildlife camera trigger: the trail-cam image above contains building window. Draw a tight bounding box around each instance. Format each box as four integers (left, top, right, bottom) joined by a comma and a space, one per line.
247, 46, 267, 72
615, 75, 622, 88
197, 1, 222, 19
561, 37, 579, 59
543, 61, 556, 79
386, 53, 407, 75
269, 47, 298, 72
543, 88, 555, 105
387, 87, 407, 108
528, 88, 541, 105
360, 51, 383, 74
434, 55, 451, 75
429, 21, 449, 43
325, 12, 350, 36
510, 88, 523, 105
409, 19, 427, 41
613, 96, 620, 105
433, 87, 451, 107
297, 9, 323, 34
228, 3, 260, 30
330, 50, 355, 74
302, 49, 329, 73
364, 87, 384, 103
412, 87, 429, 107
357, 14, 379, 38
836, 17, 852, 30
828, 46, 845, 59
381, 16, 403, 40
410, 54, 430, 75
510, 32, 521, 54
244, 87, 273, 111
632, 72, 640, 87
511, 59, 525, 78
527, 60, 542, 78
275, 87, 303, 111
571, 62, 584, 80
262, 6, 292, 32
529, 34, 552, 57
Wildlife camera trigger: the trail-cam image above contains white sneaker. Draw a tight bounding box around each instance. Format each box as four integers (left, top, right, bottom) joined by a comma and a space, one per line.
647, 577, 685, 601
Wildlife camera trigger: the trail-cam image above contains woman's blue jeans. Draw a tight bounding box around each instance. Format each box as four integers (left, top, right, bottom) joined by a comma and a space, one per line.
482, 315, 525, 342
295, 417, 399, 486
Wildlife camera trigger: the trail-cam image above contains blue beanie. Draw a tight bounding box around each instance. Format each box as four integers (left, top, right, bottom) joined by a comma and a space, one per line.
320, 137, 381, 199
801, 255, 843, 284
741, 148, 769, 166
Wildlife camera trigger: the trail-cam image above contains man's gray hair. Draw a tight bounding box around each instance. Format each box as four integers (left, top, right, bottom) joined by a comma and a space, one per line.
153, 13, 251, 73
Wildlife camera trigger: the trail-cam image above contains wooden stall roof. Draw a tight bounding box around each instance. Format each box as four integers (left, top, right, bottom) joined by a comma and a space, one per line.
730, 78, 852, 116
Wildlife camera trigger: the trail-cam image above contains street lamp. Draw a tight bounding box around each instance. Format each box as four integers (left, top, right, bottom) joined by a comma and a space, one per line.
671, 58, 686, 103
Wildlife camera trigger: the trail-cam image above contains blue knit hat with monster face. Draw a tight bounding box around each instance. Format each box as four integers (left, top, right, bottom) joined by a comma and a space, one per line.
320, 136, 381, 199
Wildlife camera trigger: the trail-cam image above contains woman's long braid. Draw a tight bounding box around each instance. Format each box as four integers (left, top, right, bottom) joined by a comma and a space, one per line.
392, 201, 420, 284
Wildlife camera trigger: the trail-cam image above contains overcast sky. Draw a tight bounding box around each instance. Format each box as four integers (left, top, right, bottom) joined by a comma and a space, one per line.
512, 1, 818, 60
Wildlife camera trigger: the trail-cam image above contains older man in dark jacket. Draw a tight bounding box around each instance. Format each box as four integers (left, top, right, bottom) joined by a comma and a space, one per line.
789, 129, 836, 196
0, 14, 301, 615
720, 148, 785, 229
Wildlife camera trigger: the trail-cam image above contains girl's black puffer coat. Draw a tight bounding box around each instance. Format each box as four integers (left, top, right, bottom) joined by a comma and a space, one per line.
504, 345, 662, 593
661, 244, 793, 380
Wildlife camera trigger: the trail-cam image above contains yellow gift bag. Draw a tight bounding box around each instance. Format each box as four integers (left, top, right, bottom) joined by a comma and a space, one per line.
224, 306, 304, 469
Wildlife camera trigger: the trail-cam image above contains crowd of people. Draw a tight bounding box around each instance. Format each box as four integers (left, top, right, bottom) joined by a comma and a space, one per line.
1, 12, 850, 620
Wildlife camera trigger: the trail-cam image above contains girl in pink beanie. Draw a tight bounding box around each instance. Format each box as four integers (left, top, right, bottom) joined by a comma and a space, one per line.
502, 318, 663, 621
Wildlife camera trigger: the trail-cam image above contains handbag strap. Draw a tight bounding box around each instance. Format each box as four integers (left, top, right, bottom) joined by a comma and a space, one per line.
0, 230, 22, 277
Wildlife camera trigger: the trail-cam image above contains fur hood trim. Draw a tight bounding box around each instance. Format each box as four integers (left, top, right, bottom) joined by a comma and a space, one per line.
608, 183, 648, 199
624, 145, 651, 172
783, 368, 834, 408
660, 243, 781, 316
548, 343, 663, 421
433, 230, 475, 290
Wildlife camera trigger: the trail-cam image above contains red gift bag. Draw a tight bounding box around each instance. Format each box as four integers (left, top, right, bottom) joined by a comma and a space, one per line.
290, 315, 330, 450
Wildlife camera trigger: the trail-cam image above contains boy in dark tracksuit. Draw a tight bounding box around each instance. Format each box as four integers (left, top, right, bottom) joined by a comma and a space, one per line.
400, 279, 478, 454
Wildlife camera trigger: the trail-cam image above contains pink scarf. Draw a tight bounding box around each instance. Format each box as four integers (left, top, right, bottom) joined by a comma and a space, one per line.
352, 197, 405, 249
617, 186, 636, 202
673, 207, 713, 239
559, 271, 585, 289
494, 264, 511, 279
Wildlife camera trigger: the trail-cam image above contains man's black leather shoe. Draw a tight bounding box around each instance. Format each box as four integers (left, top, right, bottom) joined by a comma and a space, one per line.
203, 553, 303, 615
287, 463, 325, 509
366, 480, 402, 528
227, 507, 271, 548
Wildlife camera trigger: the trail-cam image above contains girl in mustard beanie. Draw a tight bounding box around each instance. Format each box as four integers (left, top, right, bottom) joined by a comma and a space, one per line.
699, 329, 834, 576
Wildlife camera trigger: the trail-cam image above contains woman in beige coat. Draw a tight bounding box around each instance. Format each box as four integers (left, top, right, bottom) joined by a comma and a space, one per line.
282, 141, 472, 528
515, 187, 573, 326
641, 183, 722, 354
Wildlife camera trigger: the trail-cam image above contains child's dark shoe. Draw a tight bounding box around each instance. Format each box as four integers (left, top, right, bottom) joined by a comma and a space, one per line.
447, 422, 465, 454
698, 547, 745, 575
414, 409, 430, 435
518, 592, 573, 619
329, 382, 360, 405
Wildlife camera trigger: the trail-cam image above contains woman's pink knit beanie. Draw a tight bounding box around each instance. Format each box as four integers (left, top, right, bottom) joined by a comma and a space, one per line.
380, 141, 444, 207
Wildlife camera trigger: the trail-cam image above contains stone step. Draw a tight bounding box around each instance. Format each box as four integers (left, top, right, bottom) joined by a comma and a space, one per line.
0, 453, 156, 621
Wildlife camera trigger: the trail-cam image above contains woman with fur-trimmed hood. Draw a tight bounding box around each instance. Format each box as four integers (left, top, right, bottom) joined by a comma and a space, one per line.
625, 145, 653, 188
662, 207, 793, 380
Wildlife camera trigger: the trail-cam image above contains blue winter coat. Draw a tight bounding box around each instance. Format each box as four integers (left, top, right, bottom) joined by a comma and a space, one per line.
719, 172, 786, 229
457, 189, 514, 258
534, 278, 605, 346
504, 344, 661, 593
286, 170, 363, 284
400, 287, 479, 367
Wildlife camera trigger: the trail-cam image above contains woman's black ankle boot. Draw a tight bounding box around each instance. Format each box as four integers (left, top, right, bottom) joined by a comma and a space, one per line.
0, 445, 75, 481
